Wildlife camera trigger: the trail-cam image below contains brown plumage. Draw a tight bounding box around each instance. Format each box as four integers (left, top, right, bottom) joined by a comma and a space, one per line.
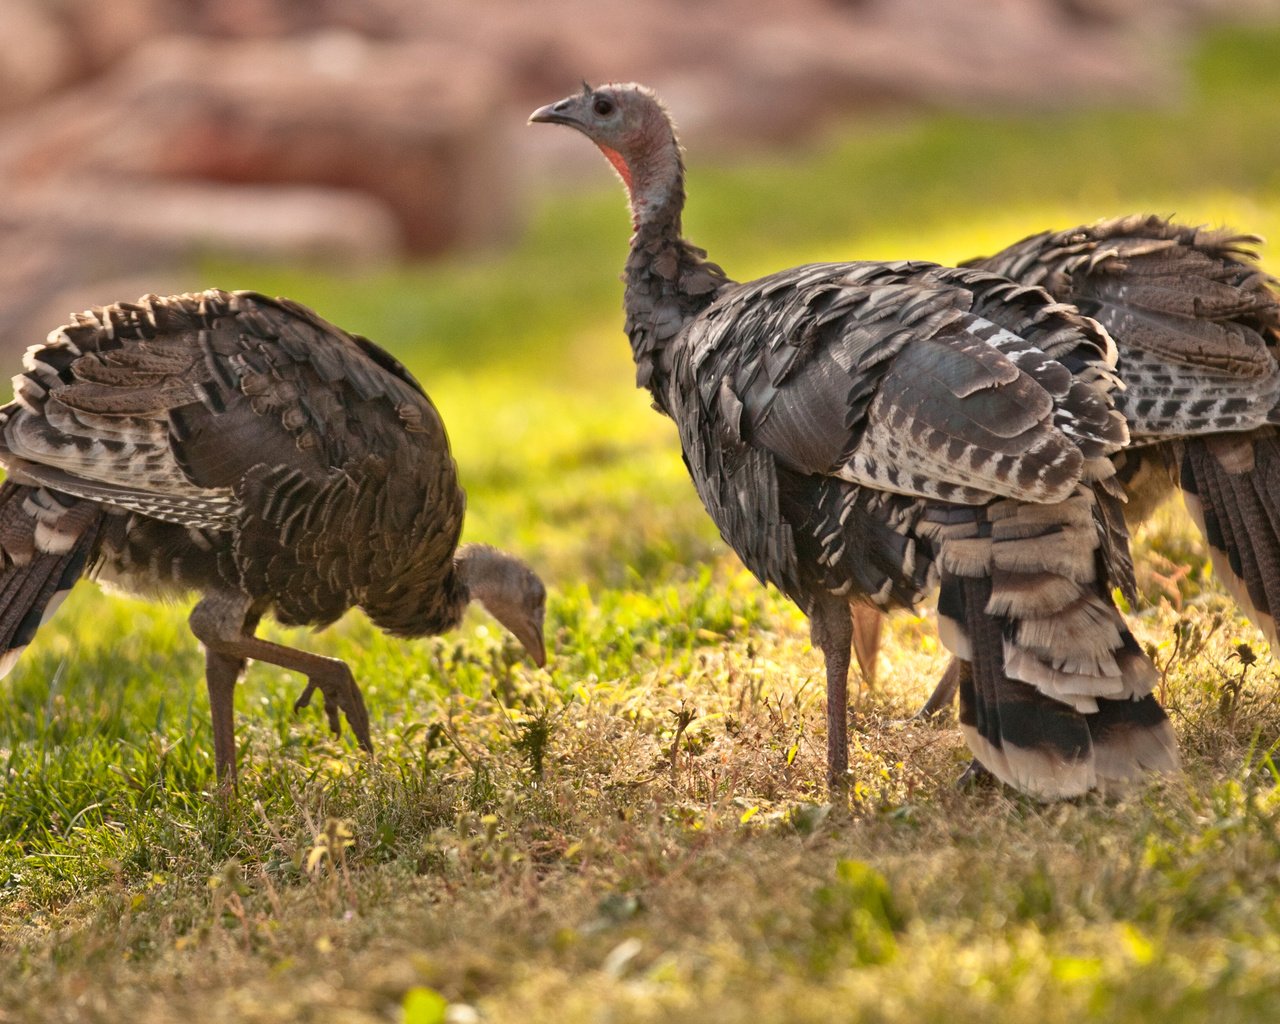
532, 83, 1177, 799
973, 216, 1280, 637
0, 289, 546, 786
875, 217, 1280, 725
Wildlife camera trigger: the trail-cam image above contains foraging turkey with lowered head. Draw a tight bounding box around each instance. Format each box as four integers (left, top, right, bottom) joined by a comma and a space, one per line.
0, 289, 546, 786
532, 82, 1177, 799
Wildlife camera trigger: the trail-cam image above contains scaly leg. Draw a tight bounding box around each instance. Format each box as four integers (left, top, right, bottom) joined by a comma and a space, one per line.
914, 657, 963, 721
811, 595, 853, 790
205, 649, 247, 788
190, 592, 373, 765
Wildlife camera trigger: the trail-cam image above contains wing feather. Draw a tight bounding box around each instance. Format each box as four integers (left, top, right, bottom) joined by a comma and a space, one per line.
968, 215, 1280, 439
0, 290, 451, 531
687, 262, 1124, 507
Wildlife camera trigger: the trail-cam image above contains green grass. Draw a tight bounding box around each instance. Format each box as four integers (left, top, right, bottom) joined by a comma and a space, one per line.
4, 22, 1280, 1023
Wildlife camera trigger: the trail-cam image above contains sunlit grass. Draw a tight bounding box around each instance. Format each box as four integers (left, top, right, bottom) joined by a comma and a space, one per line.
3, 22, 1280, 1024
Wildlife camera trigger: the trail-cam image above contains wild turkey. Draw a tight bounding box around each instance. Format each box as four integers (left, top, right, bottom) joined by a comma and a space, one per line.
853, 217, 1280, 720
0, 289, 547, 786
531, 83, 1178, 798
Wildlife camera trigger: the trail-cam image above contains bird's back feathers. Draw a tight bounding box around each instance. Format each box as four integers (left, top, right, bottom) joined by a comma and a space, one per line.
0, 289, 471, 661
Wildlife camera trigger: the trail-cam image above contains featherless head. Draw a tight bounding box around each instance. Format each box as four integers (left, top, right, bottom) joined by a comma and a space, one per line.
530, 82, 682, 225
455, 543, 547, 667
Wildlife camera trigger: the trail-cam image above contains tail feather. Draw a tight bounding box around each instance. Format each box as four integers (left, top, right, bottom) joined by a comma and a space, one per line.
1200, 448, 1264, 606
1255, 438, 1280, 535
1087, 693, 1179, 791
1179, 434, 1280, 646
0, 483, 102, 678
930, 487, 1176, 799
1226, 470, 1280, 616
0, 557, 71, 680
0, 554, 66, 648
951, 575, 1096, 799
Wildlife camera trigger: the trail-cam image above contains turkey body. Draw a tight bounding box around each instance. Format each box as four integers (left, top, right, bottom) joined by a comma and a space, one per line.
0, 289, 544, 785
666, 259, 1167, 798
532, 83, 1178, 798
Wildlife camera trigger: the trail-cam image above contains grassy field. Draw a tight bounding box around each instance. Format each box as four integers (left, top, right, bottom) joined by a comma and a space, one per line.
4, 24, 1280, 1024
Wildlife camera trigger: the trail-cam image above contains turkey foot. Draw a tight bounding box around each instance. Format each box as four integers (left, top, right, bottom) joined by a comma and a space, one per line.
908, 658, 963, 723
191, 592, 376, 780
956, 758, 994, 789
292, 663, 373, 752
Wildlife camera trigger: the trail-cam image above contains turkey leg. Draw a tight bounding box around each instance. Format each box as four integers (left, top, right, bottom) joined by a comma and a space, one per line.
204, 649, 247, 785
189, 592, 374, 781
810, 595, 853, 789
914, 657, 962, 720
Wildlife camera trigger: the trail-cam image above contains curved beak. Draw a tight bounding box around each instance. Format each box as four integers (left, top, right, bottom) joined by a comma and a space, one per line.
516, 620, 548, 668
529, 95, 586, 129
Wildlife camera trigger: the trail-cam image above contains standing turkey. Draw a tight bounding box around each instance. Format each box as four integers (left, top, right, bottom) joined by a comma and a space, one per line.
0, 289, 547, 786
850, 217, 1280, 719
532, 82, 1177, 798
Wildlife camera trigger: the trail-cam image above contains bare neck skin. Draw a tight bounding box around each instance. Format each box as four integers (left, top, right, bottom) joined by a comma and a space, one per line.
614, 113, 730, 411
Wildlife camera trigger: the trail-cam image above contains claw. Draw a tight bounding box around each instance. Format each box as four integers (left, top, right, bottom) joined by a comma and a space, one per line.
911, 658, 963, 722
956, 758, 994, 789
293, 680, 319, 714
293, 672, 374, 753
346, 692, 373, 752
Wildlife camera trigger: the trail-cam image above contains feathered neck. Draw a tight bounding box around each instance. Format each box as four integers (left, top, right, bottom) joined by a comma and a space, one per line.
619, 118, 730, 413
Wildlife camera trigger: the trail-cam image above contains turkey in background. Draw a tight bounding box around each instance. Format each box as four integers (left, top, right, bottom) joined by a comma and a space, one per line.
851, 217, 1280, 728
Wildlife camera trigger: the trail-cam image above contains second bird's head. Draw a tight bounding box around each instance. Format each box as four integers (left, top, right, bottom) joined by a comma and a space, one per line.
456, 544, 547, 668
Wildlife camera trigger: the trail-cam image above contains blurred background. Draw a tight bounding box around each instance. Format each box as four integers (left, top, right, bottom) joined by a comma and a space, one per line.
3, 0, 1280, 358
7, 0, 1280, 584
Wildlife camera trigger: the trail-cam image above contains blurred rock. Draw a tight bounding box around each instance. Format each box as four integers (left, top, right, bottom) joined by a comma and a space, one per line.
0, 0, 1277, 358
0, 33, 510, 253
13, 178, 402, 266
0, 1, 75, 114
0, 179, 401, 355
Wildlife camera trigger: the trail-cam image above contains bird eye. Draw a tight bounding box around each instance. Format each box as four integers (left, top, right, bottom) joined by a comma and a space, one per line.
593, 96, 615, 117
